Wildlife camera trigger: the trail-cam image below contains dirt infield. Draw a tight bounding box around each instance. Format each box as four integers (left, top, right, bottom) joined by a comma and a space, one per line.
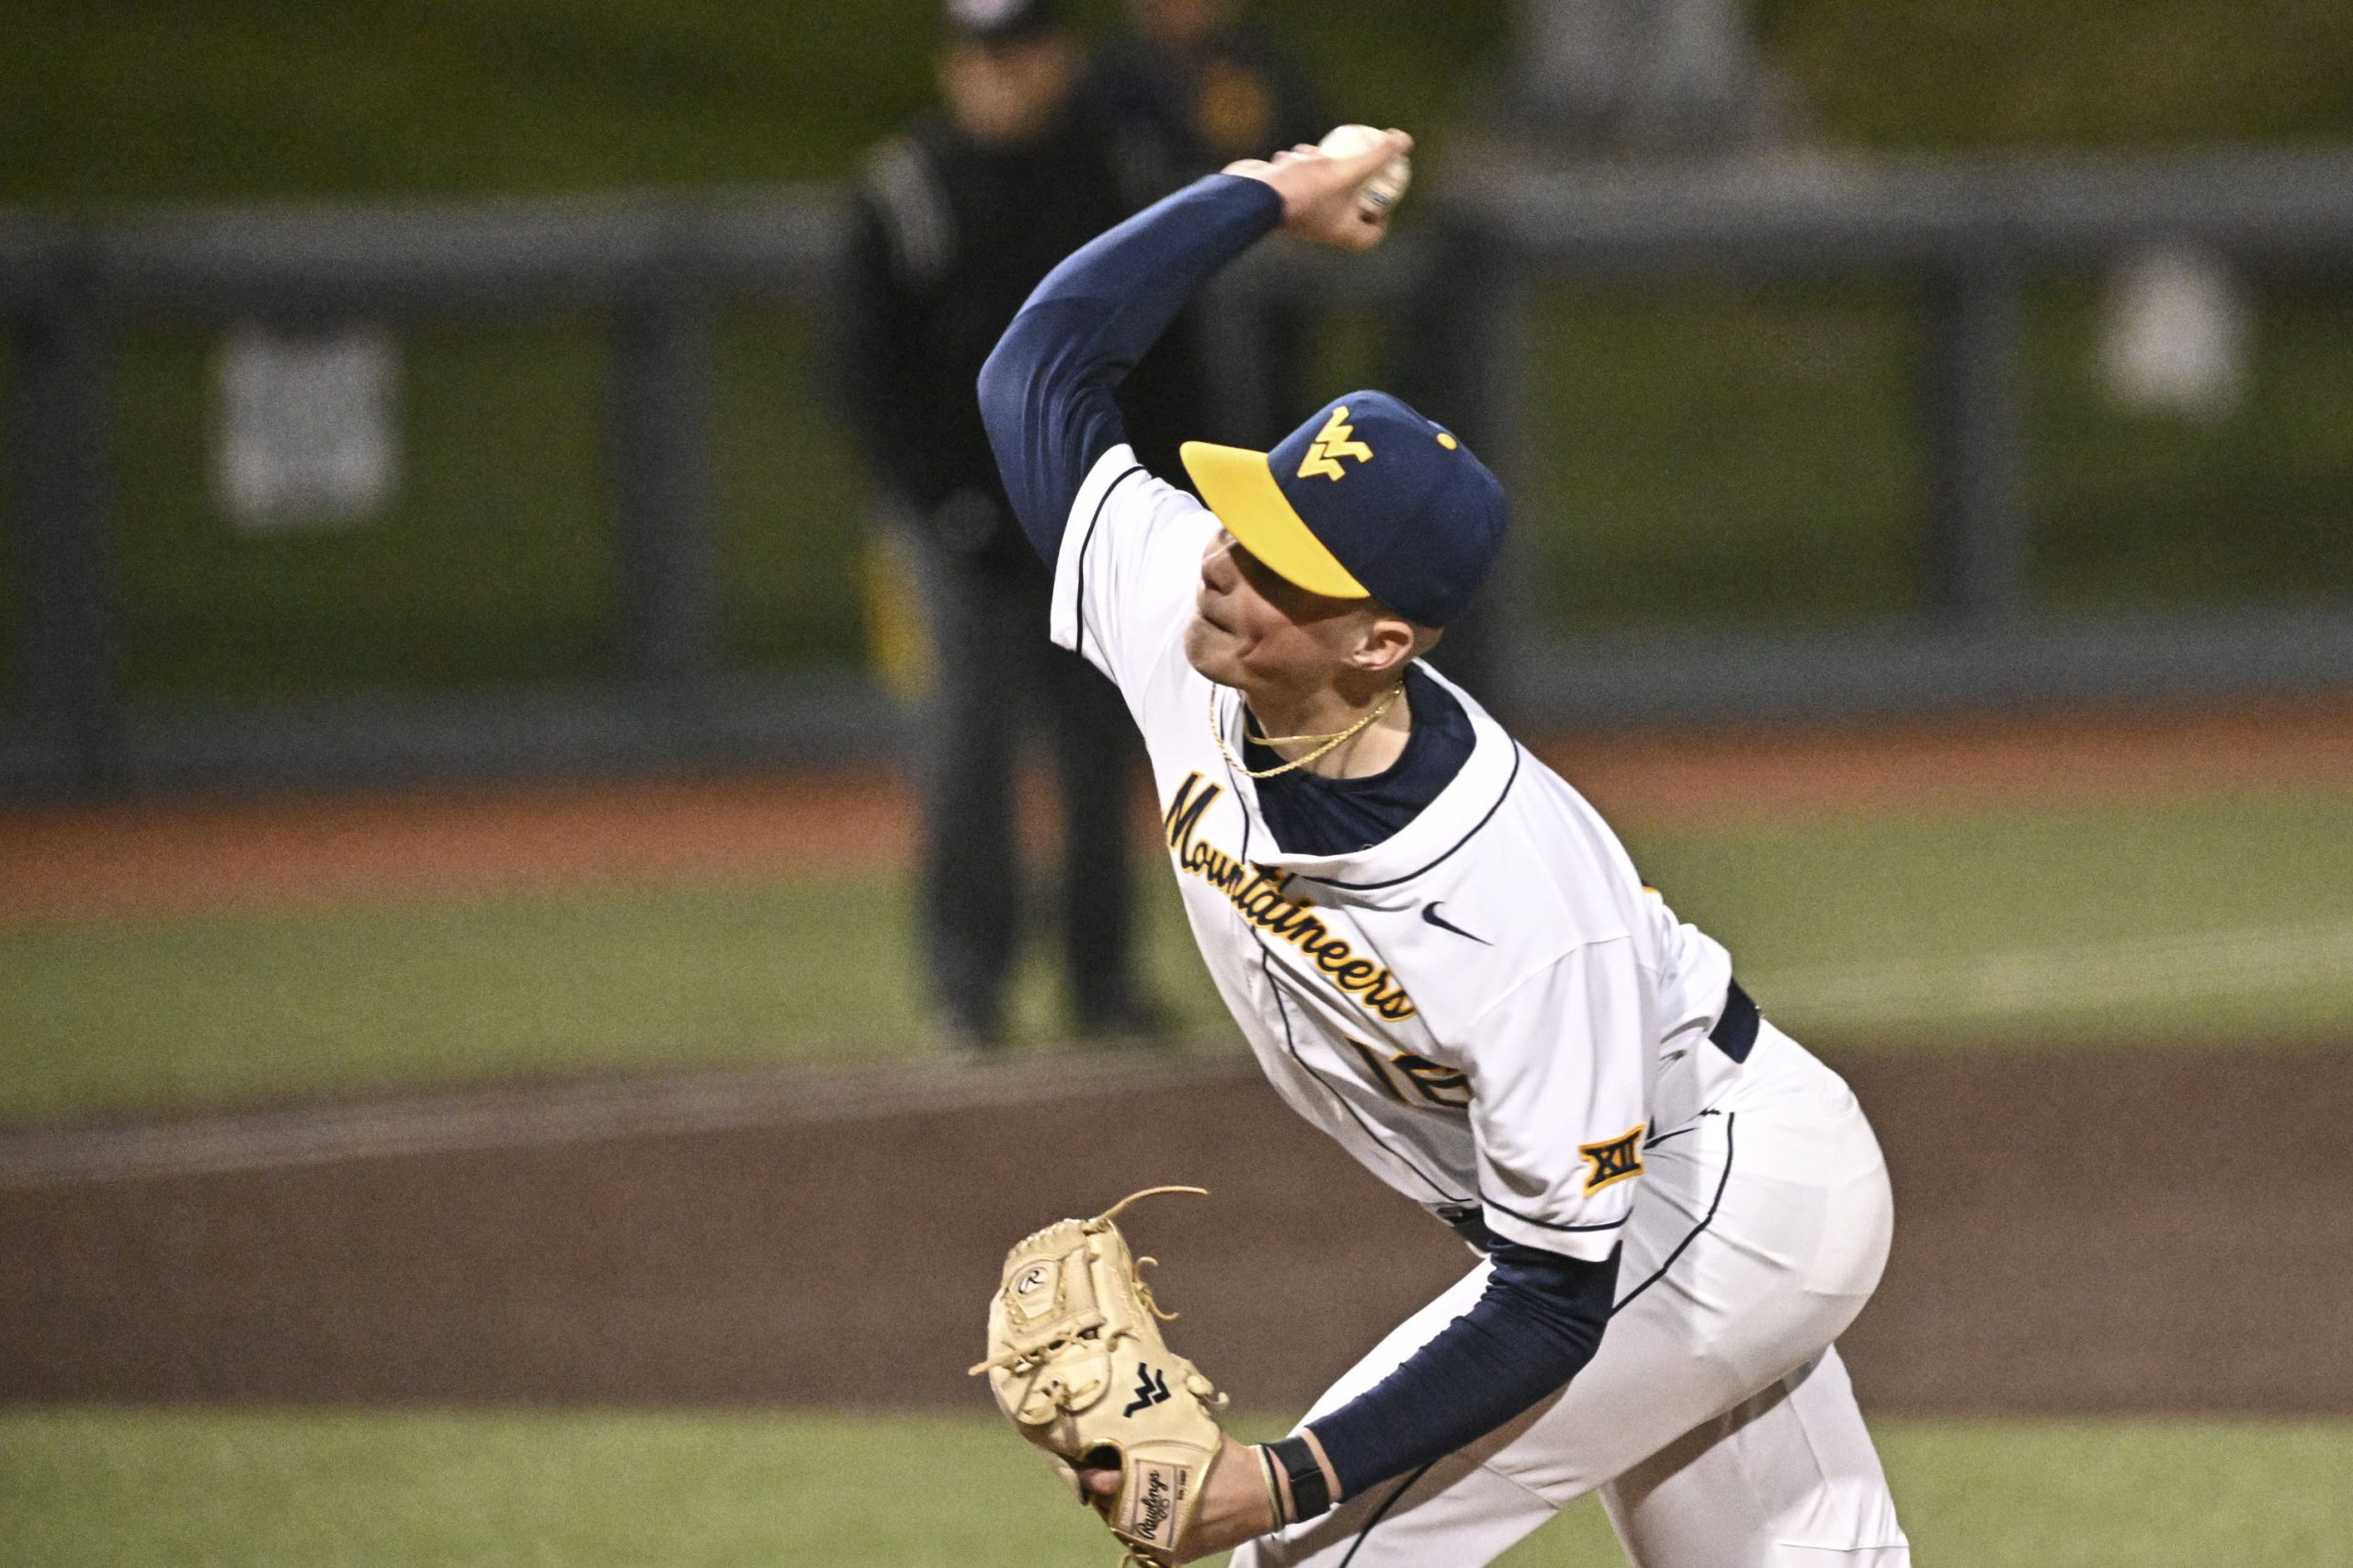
6, 703, 2348, 1418
6, 1041, 2347, 1417
6, 700, 2351, 919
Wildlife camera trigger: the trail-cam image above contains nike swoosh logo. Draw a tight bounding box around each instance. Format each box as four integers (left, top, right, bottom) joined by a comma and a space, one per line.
1420, 903, 1489, 944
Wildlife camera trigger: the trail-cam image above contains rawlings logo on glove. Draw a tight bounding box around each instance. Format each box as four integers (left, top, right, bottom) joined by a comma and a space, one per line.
971, 1186, 1229, 1565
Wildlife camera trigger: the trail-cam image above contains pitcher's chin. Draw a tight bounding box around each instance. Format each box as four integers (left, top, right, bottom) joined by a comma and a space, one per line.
1182, 616, 1245, 687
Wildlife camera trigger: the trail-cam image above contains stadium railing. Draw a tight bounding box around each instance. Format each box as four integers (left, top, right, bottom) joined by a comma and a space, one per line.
6, 152, 2353, 797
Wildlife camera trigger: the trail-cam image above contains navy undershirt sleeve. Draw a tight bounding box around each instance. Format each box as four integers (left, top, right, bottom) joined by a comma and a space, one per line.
978, 174, 1282, 561
1308, 1240, 1620, 1502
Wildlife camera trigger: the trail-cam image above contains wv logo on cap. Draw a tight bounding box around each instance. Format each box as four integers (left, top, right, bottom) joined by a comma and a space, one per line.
1296, 404, 1375, 481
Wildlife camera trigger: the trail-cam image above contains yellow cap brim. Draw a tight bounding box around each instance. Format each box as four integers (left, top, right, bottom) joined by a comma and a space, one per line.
1179, 441, 1370, 600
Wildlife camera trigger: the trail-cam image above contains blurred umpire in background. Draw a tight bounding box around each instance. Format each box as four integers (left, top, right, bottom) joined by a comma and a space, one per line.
1086, 0, 1323, 198
1086, 0, 1324, 437
834, 0, 1195, 1052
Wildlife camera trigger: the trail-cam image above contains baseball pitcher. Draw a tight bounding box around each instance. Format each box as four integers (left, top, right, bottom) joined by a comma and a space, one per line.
972, 130, 1911, 1567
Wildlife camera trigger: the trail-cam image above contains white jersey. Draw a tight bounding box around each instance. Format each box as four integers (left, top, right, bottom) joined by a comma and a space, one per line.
1051, 447, 1746, 1262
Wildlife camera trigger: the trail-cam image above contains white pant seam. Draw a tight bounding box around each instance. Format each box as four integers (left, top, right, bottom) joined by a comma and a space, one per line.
1475, 1456, 1561, 1508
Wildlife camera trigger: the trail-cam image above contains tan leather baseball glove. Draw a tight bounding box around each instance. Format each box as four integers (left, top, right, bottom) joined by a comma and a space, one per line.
970, 1186, 1229, 1566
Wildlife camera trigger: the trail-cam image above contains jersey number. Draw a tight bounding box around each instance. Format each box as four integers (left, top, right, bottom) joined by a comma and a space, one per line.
1343, 1038, 1472, 1110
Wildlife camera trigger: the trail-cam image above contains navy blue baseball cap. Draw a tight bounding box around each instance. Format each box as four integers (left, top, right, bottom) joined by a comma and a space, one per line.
1180, 392, 1506, 628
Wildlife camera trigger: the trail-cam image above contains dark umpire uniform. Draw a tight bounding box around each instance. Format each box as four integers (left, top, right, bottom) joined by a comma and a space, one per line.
1084, 0, 1324, 440
833, 0, 1196, 1048
1085, 5, 1324, 201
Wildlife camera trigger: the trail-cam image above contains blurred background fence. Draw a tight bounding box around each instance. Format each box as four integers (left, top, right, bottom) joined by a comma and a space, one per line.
8, 147, 2353, 799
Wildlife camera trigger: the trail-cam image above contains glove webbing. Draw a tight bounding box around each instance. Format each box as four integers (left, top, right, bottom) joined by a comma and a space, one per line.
966, 1186, 1203, 1381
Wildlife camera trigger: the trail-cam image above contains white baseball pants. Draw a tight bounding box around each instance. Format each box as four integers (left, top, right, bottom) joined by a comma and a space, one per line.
1236, 1022, 1912, 1568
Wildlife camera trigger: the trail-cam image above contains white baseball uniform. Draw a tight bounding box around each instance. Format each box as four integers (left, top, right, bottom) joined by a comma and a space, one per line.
1049, 445, 1912, 1567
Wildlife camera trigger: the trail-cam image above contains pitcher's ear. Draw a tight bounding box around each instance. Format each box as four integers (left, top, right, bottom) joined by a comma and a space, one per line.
1349, 611, 1419, 676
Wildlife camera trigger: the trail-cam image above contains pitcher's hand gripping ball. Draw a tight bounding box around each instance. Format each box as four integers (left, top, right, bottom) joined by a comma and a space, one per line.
1316, 122, 1412, 217
971, 1187, 1228, 1566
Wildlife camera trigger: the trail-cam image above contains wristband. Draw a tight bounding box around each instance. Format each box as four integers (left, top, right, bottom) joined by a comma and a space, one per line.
1267, 1434, 1333, 1521
1256, 1443, 1289, 1527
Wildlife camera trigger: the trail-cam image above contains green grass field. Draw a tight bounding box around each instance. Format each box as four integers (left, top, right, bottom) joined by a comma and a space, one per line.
3, 1407, 2348, 1566
5, 787, 2347, 1123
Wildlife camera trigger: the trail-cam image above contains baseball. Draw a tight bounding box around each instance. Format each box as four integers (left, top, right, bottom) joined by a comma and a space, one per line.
1317, 122, 1412, 217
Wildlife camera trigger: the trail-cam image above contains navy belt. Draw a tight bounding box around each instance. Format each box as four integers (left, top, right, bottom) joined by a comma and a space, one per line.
1711, 979, 1760, 1062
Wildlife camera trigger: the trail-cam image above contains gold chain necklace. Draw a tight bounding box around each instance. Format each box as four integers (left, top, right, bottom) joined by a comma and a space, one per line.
1209, 684, 1404, 781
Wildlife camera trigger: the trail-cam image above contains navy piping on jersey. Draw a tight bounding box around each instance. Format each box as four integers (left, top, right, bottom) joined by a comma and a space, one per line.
1610, 1112, 1737, 1317
1069, 463, 1143, 664
1337, 1461, 1439, 1566
1294, 741, 1524, 893
1216, 742, 1476, 1210
1642, 1108, 1721, 1152
1477, 1190, 1631, 1235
